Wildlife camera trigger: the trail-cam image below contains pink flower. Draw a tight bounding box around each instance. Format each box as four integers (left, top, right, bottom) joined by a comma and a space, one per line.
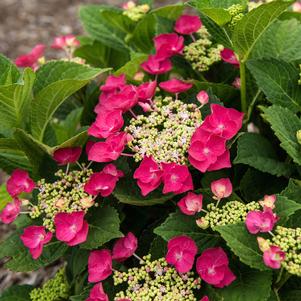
259, 194, 276, 210
188, 129, 230, 173
141, 55, 172, 75
100, 74, 126, 93
197, 90, 209, 105
15, 44, 45, 70
232, 77, 241, 89
177, 192, 203, 215
196, 247, 236, 288
88, 249, 112, 282
0, 199, 22, 224
201, 104, 244, 140
88, 132, 130, 162
220, 48, 239, 67
6, 169, 35, 197
210, 178, 233, 200
85, 164, 123, 197
245, 208, 279, 234
133, 156, 163, 196
20, 226, 53, 259
86, 283, 108, 301
159, 79, 193, 94
154, 33, 184, 59
174, 15, 202, 35
88, 110, 124, 139
51, 34, 80, 49
138, 102, 152, 112
166, 235, 198, 273
200, 297, 209, 301
293, 1, 301, 12
161, 162, 194, 195
54, 211, 89, 246
112, 232, 138, 262
137, 81, 157, 102
53, 147, 82, 165
263, 246, 285, 269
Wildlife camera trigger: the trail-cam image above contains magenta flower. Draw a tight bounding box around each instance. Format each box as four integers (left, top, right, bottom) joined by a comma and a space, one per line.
188, 129, 230, 173
88, 132, 130, 163
263, 246, 285, 269
85, 164, 123, 197
196, 247, 236, 288
141, 55, 172, 75
88, 249, 112, 282
197, 90, 209, 105
161, 162, 194, 195
0, 198, 22, 224
220, 48, 239, 67
88, 110, 124, 139
112, 232, 138, 262
166, 235, 198, 273
137, 81, 157, 102
154, 33, 184, 59
232, 77, 241, 89
54, 211, 89, 246
210, 178, 233, 200
177, 192, 203, 215
201, 104, 244, 140
86, 283, 109, 301
20, 226, 53, 259
100, 74, 126, 93
6, 169, 35, 197
133, 156, 163, 196
15, 44, 45, 70
53, 147, 82, 165
159, 79, 193, 95
245, 208, 279, 234
174, 15, 202, 35
51, 34, 80, 49
200, 297, 209, 301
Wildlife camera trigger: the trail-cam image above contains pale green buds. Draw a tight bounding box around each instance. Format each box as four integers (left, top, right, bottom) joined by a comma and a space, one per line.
297, 130, 301, 144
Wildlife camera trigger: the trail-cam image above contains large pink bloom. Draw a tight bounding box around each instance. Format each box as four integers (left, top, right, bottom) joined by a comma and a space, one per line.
133, 156, 163, 196
154, 33, 184, 59
88, 249, 112, 283
15, 44, 45, 70
100, 74, 126, 93
159, 79, 193, 94
20, 226, 52, 259
86, 283, 109, 301
85, 164, 123, 197
161, 162, 193, 195
177, 192, 203, 215
210, 178, 233, 200
51, 34, 80, 49
200, 297, 209, 301
174, 15, 202, 35
137, 81, 157, 102
88, 110, 124, 139
88, 132, 130, 162
54, 211, 89, 246
263, 246, 285, 269
245, 208, 279, 234
201, 104, 244, 139
166, 235, 198, 273
0, 198, 22, 224
141, 55, 172, 75
53, 147, 82, 165
196, 247, 236, 288
220, 48, 239, 67
7, 169, 35, 197
112, 232, 138, 262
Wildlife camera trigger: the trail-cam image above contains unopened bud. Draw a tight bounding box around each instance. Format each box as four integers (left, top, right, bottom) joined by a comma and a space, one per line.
196, 217, 209, 229
196, 90, 209, 105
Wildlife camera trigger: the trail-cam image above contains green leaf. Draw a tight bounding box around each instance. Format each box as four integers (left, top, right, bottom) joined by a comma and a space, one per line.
261, 105, 301, 165
247, 58, 301, 112
280, 179, 301, 203
234, 133, 293, 177
233, 1, 291, 61
0, 54, 20, 85
274, 195, 301, 221
209, 269, 272, 301
0, 68, 35, 136
0, 285, 33, 301
31, 61, 107, 141
281, 290, 301, 301
151, 4, 183, 20
215, 222, 269, 270
0, 184, 11, 210
154, 211, 219, 251
252, 19, 301, 62
81, 206, 122, 249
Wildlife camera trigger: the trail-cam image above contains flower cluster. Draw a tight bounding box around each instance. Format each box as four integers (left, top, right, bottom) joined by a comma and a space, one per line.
125, 96, 201, 164
227, 4, 245, 29
29, 267, 69, 301
183, 26, 224, 72
122, 1, 150, 21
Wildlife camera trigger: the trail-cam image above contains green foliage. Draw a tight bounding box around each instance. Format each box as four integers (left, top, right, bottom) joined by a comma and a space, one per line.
0, 54, 20, 85
0, 285, 33, 301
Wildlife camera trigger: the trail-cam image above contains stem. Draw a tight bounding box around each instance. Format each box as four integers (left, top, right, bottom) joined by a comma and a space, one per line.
133, 253, 145, 263
269, 231, 275, 237
129, 109, 137, 119
239, 61, 247, 113
244, 90, 261, 124
76, 161, 84, 170
121, 152, 134, 157
86, 161, 93, 169
65, 163, 70, 175
190, 34, 196, 42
